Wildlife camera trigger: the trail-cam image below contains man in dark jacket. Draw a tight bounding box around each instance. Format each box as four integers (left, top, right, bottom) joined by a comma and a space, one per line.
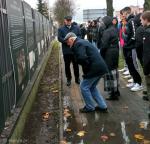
122, 7, 143, 92
58, 16, 81, 86
141, 11, 150, 106
134, 13, 144, 66
101, 16, 120, 100
64, 32, 108, 113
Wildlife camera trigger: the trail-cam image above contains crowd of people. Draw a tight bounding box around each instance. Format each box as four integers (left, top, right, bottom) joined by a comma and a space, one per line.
58, 8, 150, 114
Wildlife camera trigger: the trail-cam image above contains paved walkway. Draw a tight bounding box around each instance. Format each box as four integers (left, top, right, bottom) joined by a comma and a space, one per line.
61, 56, 150, 144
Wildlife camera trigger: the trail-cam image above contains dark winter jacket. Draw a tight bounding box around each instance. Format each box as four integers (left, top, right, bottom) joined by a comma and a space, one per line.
71, 38, 108, 79
92, 26, 98, 42
97, 23, 105, 49
123, 14, 136, 50
87, 25, 93, 42
101, 16, 119, 71
80, 26, 87, 39
135, 25, 145, 66
58, 24, 81, 55
143, 25, 150, 75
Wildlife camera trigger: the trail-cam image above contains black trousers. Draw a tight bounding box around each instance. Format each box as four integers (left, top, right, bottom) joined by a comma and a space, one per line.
123, 48, 142, 85
63, 54, 79, 81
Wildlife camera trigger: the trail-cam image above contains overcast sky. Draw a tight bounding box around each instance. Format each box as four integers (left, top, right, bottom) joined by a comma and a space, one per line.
24, 0, 144, 22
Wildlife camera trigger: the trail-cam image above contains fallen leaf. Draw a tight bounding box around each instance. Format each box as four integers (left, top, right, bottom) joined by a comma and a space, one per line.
60, 140, 67, 144
64, 108, 70, 113
42, 112, 50, 121
77, 131, 86, 137
100, 135, 109, 142
110, 133, 116, 137
123, 106, 129, 109
53, 90, 59, 93
134, 134, 144, 140
64, 113, 71, 118
66, 129, 72, 132
83, 123, 87, 127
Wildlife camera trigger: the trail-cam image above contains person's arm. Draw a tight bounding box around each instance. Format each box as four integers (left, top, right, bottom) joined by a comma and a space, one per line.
58, 28, 66, 44
73, 44, 89, 66
101, 30, 110, 56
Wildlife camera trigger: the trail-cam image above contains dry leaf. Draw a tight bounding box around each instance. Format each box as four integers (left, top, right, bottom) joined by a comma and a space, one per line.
42, 112, 50, 121
53, 90, 59, 93
77, 131, 86, 137
110, 133, 116, 137
123, 106, 129, 109
60, 140, 67, 144
100, 135, 109, 142
83, 123, 87, 127
64, 108, 70, 113
134, 134, 144, 140
66, 129, 72, 132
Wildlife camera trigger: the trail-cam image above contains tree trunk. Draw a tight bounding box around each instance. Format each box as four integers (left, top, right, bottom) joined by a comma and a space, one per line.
106, 0, 113, 17
144, 0, 150, 11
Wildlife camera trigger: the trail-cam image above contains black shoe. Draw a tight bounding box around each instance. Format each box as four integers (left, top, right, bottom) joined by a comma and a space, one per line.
75, 78, 80, 84
66, 80, 71, 86
106, 96, 119, 101
79, 107, 94, 113
143, 95, 149, 101
95, 106, 108, 113
143, 91, 148, 95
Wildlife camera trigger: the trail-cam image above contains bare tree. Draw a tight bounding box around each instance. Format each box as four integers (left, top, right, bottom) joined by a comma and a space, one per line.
53, 0, 75, 25
144, 0, 150, 11
106, 0, 113, 17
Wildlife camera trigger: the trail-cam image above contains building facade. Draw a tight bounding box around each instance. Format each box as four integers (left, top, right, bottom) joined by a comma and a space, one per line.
83, 9, 107, 22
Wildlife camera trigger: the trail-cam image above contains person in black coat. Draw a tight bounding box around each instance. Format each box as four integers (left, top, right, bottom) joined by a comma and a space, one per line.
122, 7, 143, 92
64, 32, 108, 113
58, 16, 81, 86
101, 16, 120, 100
134, 13, 144, 67
141, 11, 150, 105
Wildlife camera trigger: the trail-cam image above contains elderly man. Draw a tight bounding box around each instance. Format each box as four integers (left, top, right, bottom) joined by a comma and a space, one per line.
64, 32, 108, 113
58, 16, 81, 86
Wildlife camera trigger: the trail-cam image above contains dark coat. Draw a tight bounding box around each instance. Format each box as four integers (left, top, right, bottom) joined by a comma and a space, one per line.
143, 25, 150, 75
58, 24, 81, 55
72, 38, 108, 79
123, 14, 135, 50
135, 25, 145, 66
101, 16, 119, 71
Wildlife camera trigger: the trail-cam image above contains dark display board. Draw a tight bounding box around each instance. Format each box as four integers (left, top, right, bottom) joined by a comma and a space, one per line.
22, 1, 37, 79
6, 0, 28, 101
0, 0, 15, 132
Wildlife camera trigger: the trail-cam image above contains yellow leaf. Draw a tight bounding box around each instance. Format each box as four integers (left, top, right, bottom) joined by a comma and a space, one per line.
60, 140, 67, 144
66, 129, 72, 132
77, 131, 86, 137
134, 134, 144, 140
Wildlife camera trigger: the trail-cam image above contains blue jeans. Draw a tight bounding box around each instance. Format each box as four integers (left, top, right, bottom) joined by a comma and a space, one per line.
80, 76, 107, 110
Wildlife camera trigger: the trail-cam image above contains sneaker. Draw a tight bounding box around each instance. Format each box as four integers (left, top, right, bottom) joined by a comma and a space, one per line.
126, 83, 135, 88
130, 83, 143, 92
123, 70, 130, 75
79, 107, 94, 113
123, 75, 131, 79
143, 95, 149, 101
128, 78, 133, 83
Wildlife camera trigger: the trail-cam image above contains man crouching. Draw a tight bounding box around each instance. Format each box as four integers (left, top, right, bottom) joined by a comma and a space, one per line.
64, 32, 108, 113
